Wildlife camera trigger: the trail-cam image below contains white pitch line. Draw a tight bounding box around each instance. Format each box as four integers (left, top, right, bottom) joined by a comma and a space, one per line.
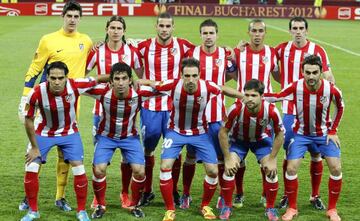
266, 23, 360, 57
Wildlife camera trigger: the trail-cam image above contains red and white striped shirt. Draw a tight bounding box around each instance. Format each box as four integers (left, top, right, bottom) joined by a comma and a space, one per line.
85, 85, 149, 139
275, 41, 331, 114
138, 37, 195, 111
188, 46, 231, 122
155, 79, 221, 135
26, 78, 97, 137
234, 45, 277, 93
264, 79, 344, 136
225, 100, 283, 143
86, 43, 143, 115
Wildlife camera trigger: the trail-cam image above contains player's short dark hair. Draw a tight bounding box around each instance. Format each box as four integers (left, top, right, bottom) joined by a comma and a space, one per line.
181, 57, 200, 74
110, 62, 132, 82
289, 16, 308, 30
47, 61, 69, 76
302, 55, 323, 72
157, 12, 174, 24
62, 0, 82, 17
243, 79, 265, 95
105, 16, 127, 44
199, 19, 218, 33
248, 19, 266, 31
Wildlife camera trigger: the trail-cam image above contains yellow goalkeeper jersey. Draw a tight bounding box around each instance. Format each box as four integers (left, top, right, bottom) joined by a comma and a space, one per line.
22, 28, 92, 96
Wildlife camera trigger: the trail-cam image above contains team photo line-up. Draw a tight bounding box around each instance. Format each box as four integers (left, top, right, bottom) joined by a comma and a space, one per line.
17, 1, 344, 221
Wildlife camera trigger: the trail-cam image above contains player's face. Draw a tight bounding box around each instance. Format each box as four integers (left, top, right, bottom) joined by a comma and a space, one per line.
182, 66, 200, 94
201, 26, 217, 48
303, 64, 321, 87
156, 18, 174, 43
112, 72, 131, 95
289, 21, 308, 43
243, 89, 262, 111
48, 68, 67, 95
62, 10, 81, 33
248, 22, 266, 46
107, 21, 125, 43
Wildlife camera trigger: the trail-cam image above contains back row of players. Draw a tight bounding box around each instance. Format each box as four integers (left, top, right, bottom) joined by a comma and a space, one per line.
18, 1, 344, 221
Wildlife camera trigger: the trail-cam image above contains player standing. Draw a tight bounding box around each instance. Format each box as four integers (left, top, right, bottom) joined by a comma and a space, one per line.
219, 79, 284, 220
275, 16, 335, 209
21, 61, 106, 221
264, 55, 344, 221
85, 15, 143, 208
136, 12, 195, 206
229, 19, 279, 208
18, 0, 92, 211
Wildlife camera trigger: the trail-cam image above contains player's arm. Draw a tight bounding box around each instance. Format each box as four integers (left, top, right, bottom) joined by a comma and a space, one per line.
323, 70, 335, 84
327, 86, 345, 147
24, 116, 41, 165
136, 79, 157, 88
219, 126, 240, 176
263, 83, 295, 103
220, 85, 244, 100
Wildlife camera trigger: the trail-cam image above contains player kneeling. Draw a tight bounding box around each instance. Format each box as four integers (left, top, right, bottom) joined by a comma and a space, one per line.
219, 79, 284, 221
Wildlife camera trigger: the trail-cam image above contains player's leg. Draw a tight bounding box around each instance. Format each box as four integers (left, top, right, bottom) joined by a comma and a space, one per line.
234, 160, 246, 208
55, 148, 72, 211
90, 135, 117, 219
60, 133, 90, 221
139, 109, 163, 206
90, 114, 101, 209
120, 154, 132, 208
281, 135, 310, 221
121, 135, 146, 217
309, 146, 325, 210
256, 138, 280, 221
159, 130, 184, 221
21, 134, 55, 221
278, 114, 295, 209
180, 147, 196, 209
192, 133, 218, 219
318, 137, 342, 221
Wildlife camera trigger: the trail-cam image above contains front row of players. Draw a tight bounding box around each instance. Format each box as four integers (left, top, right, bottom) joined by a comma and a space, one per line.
21, 55, 344, 221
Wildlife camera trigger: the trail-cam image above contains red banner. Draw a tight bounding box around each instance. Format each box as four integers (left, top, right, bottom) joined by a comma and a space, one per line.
0, 3, 359, 20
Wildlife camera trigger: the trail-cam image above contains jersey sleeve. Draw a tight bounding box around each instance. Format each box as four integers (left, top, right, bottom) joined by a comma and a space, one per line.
25, 88, 38, 118
23, 36, 50, 96
154, 79, 176, 96
83, 84, 107, 100
224, 102, 241, 130
268, 104, 284, 135
264, 82, 295, 103
73, 77, 97, 94
206, 81, 221, 98
86, 49, 98, 72
131, 45, 143, 69
328, 85, 344, 135
316, 46, 331, 72
180, 38, 196, 54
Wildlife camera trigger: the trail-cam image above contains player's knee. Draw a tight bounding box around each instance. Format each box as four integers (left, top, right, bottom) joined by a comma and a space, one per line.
329, 164, 342, 177
93, 165, 106, 178
132, 165, 145, 179
205, 165, 218, 177
286, 166, 297, 176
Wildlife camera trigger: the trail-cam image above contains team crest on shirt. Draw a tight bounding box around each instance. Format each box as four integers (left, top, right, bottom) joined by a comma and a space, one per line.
65, 94, 74, 103
79, 43, 84, 51
320, 96, 328, 104
215, 58, 223, 67
197, 96, 204, 104
262, 56, 269, 63
260, 119, 268, 127
121, 54, 128, 62
170, 48, 178, 56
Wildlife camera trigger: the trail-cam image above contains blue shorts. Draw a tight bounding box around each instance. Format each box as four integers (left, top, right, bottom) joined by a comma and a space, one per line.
35, 133, 84, 163
287, 134, 341, 160
93, 135, 145, 165
187, 121, 223, 158
229, 137, 273, 162
140, 108, 169, 151
161, 130, 218, 164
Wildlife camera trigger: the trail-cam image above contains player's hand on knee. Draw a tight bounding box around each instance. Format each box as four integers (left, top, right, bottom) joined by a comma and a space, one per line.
18, 96, 28, 123
327, 134, 340, 148
25, 148, 40, 165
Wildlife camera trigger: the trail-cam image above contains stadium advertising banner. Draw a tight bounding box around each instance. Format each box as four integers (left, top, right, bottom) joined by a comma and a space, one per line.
0, 2, 359, 20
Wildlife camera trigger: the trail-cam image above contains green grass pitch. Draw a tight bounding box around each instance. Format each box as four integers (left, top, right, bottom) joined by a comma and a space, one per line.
0, 16, 359, 220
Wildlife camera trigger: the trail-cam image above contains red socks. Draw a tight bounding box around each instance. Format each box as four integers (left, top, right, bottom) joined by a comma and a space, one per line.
121, 163, 132, 194
172, 154, 182, 193
284, 172, 298, 209
182, 163, 196, 195
92, 176, 106, 206
310, 160, 323, 197
264, 176, 279, 208
328, 175, 342, 210
160, 169, 175, 210
130, 176, 146, 206
235, 166, 246, 195
144, 155, 155, 193
221, 174, 235, 207
201, 175, 218, 208
74, 174, 88, 212
24, 172, 39, 212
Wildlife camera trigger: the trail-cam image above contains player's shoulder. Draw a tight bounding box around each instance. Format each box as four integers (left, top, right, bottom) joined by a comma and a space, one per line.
138, 38, 152, 47
275, 41, 289, 49
78, 32, 92, 43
